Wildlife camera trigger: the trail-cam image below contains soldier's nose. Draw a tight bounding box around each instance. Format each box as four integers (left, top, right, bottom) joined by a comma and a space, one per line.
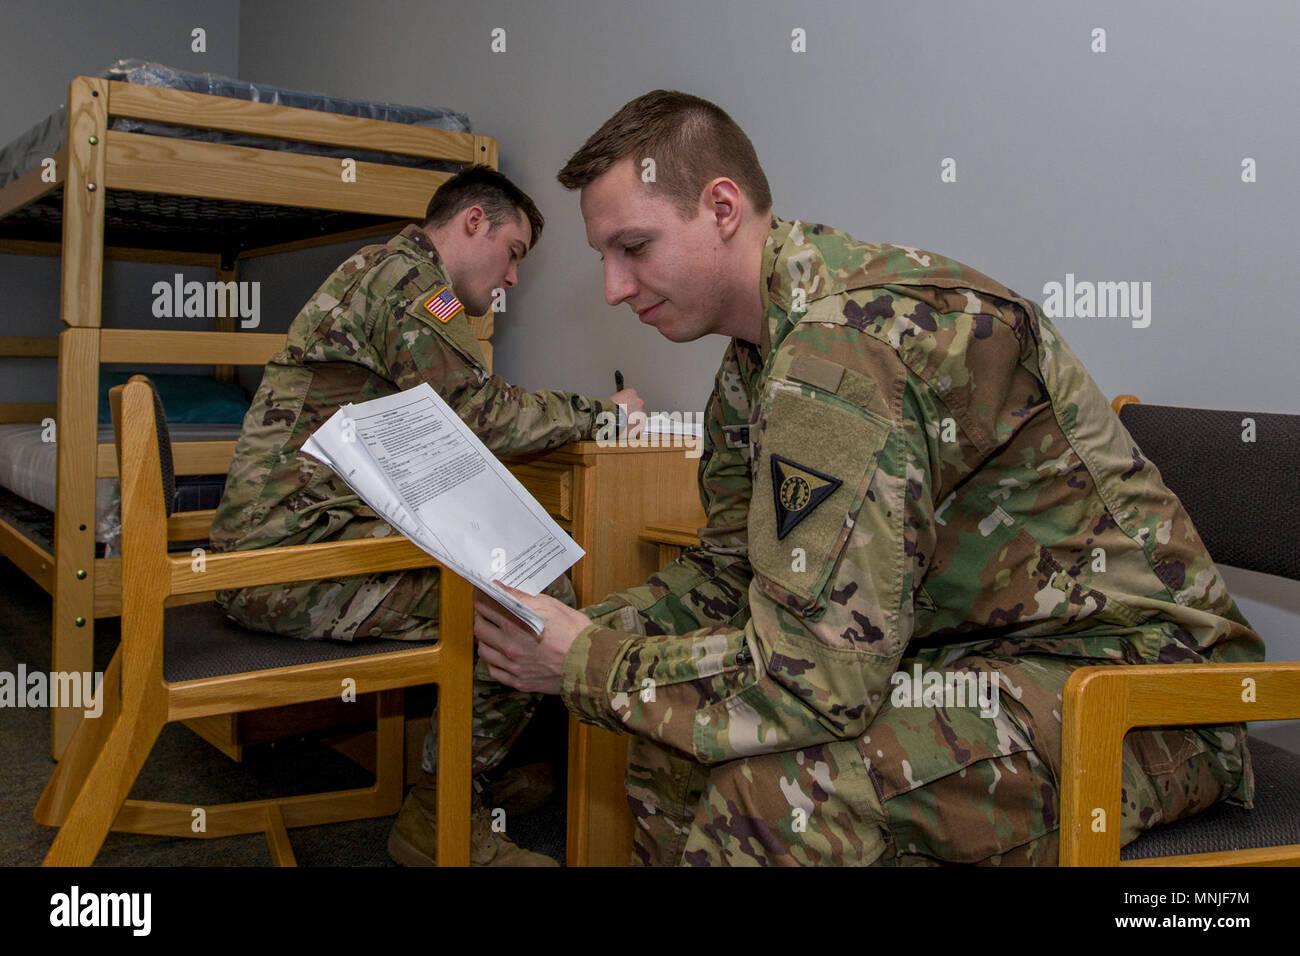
603, 262, 636, 306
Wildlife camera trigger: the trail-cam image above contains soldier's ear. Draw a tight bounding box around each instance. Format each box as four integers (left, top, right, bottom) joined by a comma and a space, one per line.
705, 178, 743, 239
463, 205, 487, 236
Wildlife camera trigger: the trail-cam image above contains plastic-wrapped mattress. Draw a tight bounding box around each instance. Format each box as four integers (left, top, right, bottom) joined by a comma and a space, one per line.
0, 58, 471, 189
0, 421, 242, 555
0, 60, 473, 250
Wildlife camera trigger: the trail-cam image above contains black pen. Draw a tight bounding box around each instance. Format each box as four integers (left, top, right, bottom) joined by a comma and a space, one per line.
613, 370, 627, 437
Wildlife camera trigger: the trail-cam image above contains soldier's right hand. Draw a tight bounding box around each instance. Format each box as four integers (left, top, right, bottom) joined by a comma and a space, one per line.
611, 388, 646, 439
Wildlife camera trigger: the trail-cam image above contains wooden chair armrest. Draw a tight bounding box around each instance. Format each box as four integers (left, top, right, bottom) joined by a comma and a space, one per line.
168, 535, 442, 595
1060, 661, 1300, 866
1110, 394, 1141, 416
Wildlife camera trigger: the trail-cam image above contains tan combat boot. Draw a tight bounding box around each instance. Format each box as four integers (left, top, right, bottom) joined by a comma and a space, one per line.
387, 771, 559, 867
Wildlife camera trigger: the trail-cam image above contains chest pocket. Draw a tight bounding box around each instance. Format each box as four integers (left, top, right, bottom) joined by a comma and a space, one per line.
749, 383, 892, 613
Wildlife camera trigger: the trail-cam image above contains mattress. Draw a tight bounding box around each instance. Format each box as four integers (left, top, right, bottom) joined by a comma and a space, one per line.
0, 60, 472, 250
0, 59, 470, 189
0, 421, 242, 553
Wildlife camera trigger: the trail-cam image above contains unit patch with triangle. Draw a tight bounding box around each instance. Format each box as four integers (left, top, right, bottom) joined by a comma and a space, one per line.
770, 454, 842, 539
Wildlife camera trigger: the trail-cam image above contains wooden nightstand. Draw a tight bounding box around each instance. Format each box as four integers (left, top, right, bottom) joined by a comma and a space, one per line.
508, 441, 705, 867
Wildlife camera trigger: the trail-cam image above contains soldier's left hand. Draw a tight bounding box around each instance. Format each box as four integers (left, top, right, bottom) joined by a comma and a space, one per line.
474, 583, 592, 694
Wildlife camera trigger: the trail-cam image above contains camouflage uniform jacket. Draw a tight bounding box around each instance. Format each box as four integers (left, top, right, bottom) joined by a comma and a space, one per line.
563, 216, 1263, 800
211, 225, 616, 554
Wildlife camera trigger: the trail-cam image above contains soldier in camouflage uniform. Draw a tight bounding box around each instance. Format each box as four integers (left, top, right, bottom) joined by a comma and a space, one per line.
209, 165, 642, 865
472, 91, 1264, 865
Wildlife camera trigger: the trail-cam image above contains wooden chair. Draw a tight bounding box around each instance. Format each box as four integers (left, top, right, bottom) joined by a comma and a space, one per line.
35, 376, 474, 865
1059, 397, 1300, 865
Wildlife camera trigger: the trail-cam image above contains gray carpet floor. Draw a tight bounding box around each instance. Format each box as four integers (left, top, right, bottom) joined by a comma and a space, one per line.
1, 557, 568, 866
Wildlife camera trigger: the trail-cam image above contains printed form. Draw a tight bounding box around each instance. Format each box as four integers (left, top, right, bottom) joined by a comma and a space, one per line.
302, 383, 583, 633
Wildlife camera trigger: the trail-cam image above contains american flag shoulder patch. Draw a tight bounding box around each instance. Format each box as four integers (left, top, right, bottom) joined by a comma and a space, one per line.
422, 286, 464, 323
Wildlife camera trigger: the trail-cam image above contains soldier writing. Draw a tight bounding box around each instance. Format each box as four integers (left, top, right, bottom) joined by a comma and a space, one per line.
210, 165, 644, 866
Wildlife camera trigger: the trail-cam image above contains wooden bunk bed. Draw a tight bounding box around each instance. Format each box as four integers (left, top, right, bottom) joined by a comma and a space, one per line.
0, 70, 498, 757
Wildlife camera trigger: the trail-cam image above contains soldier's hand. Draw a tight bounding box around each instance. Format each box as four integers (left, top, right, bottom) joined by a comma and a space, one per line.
474, 583, 592, 695
611, 388, 646, 439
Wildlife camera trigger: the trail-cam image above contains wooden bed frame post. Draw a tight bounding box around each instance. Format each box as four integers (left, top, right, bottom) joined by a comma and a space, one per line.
213, 253, 238, 383
12, 76, 496, 765
472, 135, 498, 171
51, 76, 109, 758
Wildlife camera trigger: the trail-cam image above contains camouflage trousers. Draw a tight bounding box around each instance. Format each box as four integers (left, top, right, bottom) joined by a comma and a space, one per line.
625, 651, 1252, 866
217, 551, 576, 779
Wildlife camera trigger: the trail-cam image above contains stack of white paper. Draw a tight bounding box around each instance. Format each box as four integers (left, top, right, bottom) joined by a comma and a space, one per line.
301, 383, 583, 634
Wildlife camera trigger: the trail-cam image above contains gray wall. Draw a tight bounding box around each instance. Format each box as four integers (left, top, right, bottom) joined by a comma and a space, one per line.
1, 3, 1294, 744
237, 0, 1300, 751
238, 0, 1300, 415
0, 0, 241, 396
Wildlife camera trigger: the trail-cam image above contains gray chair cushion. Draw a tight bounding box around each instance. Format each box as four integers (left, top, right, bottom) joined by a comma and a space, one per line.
162, 601, 433, 683
1121, 737, 1300, 860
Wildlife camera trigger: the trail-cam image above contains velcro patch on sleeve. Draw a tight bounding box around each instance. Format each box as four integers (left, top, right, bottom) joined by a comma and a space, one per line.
750, 387, 891, 608
787, 353, 876, 409
836, 368, 877, 409
788, 354, 845, 394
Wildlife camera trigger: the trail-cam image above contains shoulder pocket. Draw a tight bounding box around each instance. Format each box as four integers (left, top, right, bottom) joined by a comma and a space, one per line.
749, 383, 891, 612
401, 274, 486, 372
407, 309, 487, 373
